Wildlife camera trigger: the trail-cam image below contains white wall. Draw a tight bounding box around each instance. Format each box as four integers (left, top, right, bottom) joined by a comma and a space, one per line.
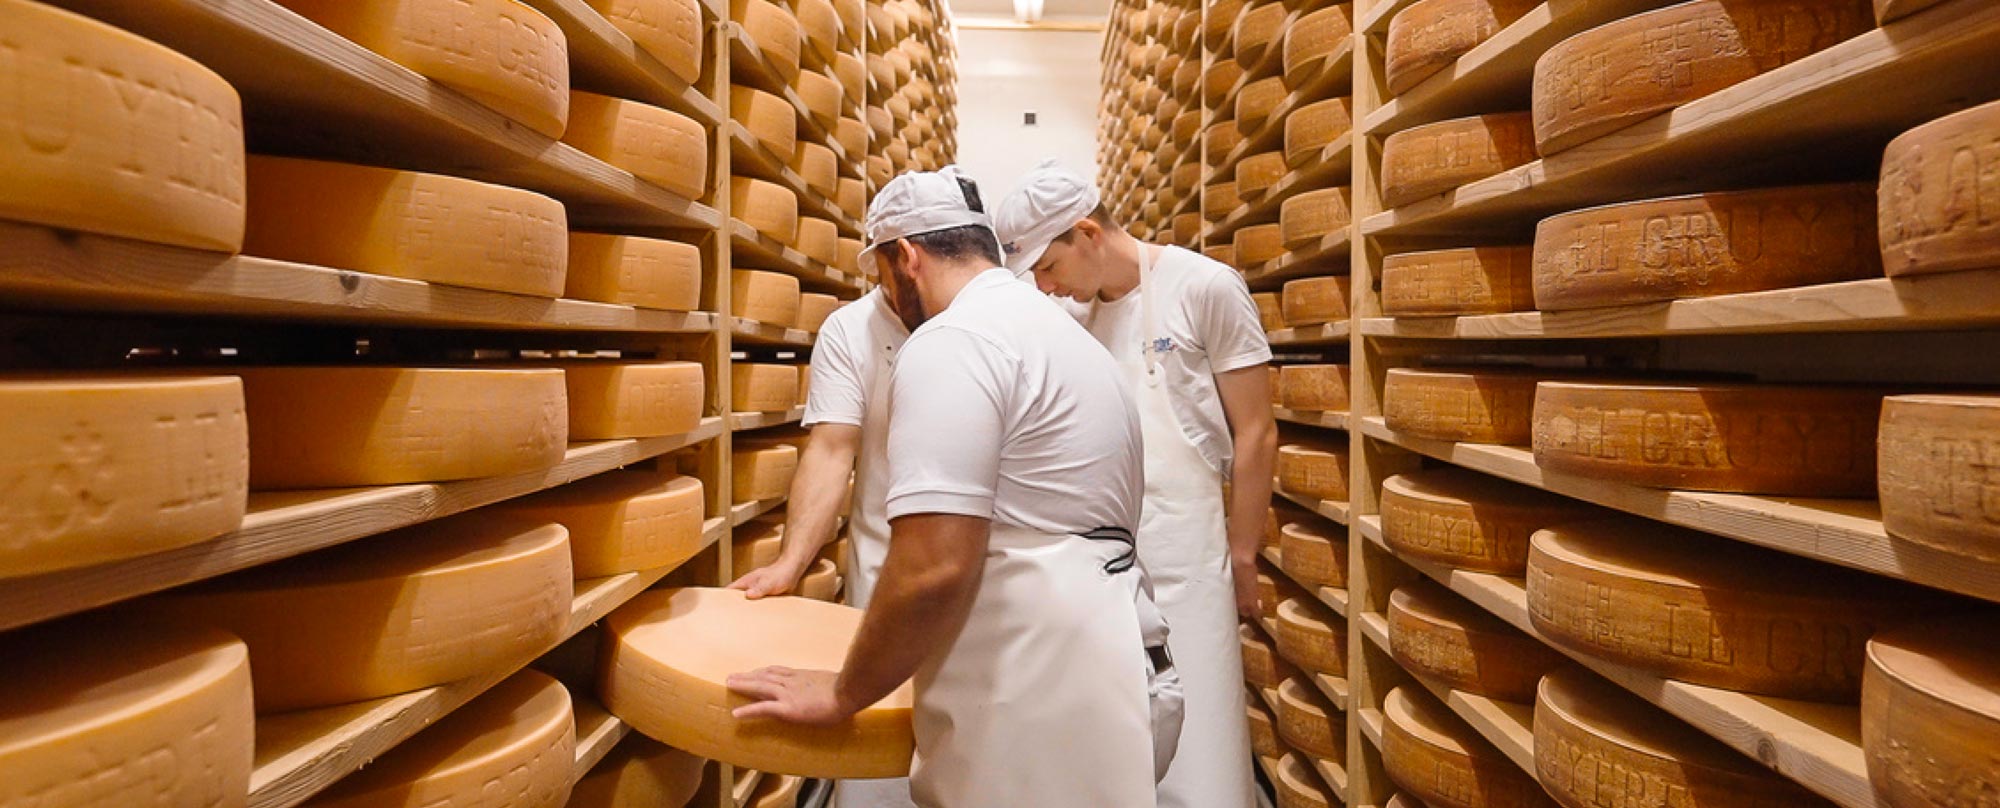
949, 27, 1102, 205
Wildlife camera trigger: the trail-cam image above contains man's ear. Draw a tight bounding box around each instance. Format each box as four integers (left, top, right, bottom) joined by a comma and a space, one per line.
1073, 217, 1103, 242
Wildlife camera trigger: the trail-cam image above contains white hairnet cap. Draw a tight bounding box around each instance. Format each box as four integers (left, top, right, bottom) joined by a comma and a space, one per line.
993, 159, 1101, 277
858, 165, 994, 278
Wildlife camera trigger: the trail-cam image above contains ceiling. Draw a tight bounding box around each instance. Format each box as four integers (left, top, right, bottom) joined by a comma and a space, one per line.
948, 0, 1111, 22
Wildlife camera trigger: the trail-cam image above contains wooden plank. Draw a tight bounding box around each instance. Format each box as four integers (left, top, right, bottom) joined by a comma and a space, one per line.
1316, 674, 1354, 712
727, 123, 863, 235
1358, 706, 1387, 749
734, 769, 765, 807
1361, 610, 1540, 776
1357, 0, 1422, 34
571, 698, 633, 783
0, 420, 727, 633
732, 318, 816, 347
1274, 484, 1354, 526
517, 0, 722, 125
730, 406, 807, 431
1274, 407, 1351, 431
731, 222, 867, 293
1246, 231, 1354, 291
1314, 756, 1352, 804
731, 496, 788, 526
1267, 320, 1352, 347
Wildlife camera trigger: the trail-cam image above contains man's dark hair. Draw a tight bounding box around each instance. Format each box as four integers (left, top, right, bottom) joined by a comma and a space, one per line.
1049, 203, 1122, 246
892, 174, 1002, 265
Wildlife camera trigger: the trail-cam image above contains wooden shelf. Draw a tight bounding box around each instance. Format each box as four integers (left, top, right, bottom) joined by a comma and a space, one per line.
1274, 133, 1355, 196
1357, 611, 1538, 775
1274, 407, 1350, 431
731, 221, 867, 292
731, 496, 788, 526
1204, 39, 1356, 193
1267, 319, 1351, 347
732, 317, 817, 347
1273, 485, 1353, 527
519, 0, 722, 127
1315, 755, 1352, 805
1260, 547, 1351, 618
726, 25, 853, 167
1355, 416, 2000, 605
570, 698, 633, 784
730, 406, 807, 431
1245, 231, 1353, 291
727, 123, 863, 236
1356, 0, 1420, 34
0, 419, 727, 633
1212, 15, 1296, 141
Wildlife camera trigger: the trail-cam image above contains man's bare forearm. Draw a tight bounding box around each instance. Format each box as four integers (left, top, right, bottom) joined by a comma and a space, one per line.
775, 425, 862, 566
832, 513, 988, 712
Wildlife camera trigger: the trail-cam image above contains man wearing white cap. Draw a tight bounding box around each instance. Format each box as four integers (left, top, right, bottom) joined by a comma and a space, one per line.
995, 161, 1275, 808
729, 167, 1173, 808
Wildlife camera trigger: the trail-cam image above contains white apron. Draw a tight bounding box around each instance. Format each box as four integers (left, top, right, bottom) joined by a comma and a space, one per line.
1090, 246, 1257, 808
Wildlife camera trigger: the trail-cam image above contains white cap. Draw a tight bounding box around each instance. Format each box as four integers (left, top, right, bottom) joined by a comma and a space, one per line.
858, 165, 995, 278
993, 159, 1101, 277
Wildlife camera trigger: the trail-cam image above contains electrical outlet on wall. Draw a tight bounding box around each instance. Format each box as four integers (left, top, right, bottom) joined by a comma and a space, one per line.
1023, 110, 1038, 126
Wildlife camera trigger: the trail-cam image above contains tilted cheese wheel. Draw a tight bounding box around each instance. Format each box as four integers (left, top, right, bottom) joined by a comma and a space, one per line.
1249, 702, 1283, 759
1381, 469, 1597, 575
1285, 4, 1353, 82
835, 0, 864, 42
149, 512, 571, 712
274, 0, 569, 137
866, 105, 893, 141
1527, 519, 1940, 701
796, 0, 840, 62
733, 86, 800, 159
797, 218, 840, 266
566, 734, 706, 808
1385, 0, 1536, 95
1276, 677, 1344, 760
1242, 623, 1300, 688
1174, 162, 1202, 196
834, 57, 865, 108
305, 670, 574, 808
1280, 276, 1350, 325
1173, 109, 1203, 146
244, 156, 567, 297
837, 175, 867, 221
750, 773, 806, 808
732, 362, 801, 412
1535, 667, 1829, 808
795, 69, 843, 130
1531, 183, 1881, 310
1275, 753, 1334, 808
1878, 100, 2000, 277
1278, 443, 1348, 502
1237, 77, 1290, 133
1207, 182, 1245, 221
1879, 395, 2000, 566
1206, 60, 1246, 109
1531, 381, 1883, 495
0, 0, 246, 252
1237, 224, 1288, 266
237, 367, 567, 488
1390, 579, 1560, 702
797, 293, 841, 333
1280, 187, 1352, 247
837, 237, 864, 276
1381, 246, 1535, 316
1238, 151, 1289, 199
1384, 686, 1555, 808
0, 376, 247, 578
1382, 367, 1543, 444
1531, 0, 1874, 154
1280, 521, 1347, 588
1279, 364, 1349, 412
794, 141, 839, 196
1207, 0, 1248, 42
1275, 598, 1346, 676
798, 557, 841, 601
552, 361, 705, 440
734, 178, 801, 243
601, 588, 915, 777
588, 0, 703, 84
1256, 293, 1286, 331
1209, 121, 1246, 164
0, 619, 252, 806
733, 0, 804, 81
1381, 113, 1537, 209
567, 233, 703, 310
1234, 2, 1289, 66
1175, 60, 1203, 101
732, 443, 799, 503
1286, 97, 1354, 164
497, 470, 705, 578
1864, 619, 2000, 808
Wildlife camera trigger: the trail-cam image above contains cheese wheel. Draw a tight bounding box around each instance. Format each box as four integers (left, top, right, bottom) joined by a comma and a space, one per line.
237, 367, 566, 489
795, 69, 843, 129
1237, 76, 1290, 132
732, 85, 799, 160
1254, 292, 1287, 331
274, 0, 569, 137
1531, 381, 1883, 495
732, 519, 786, 573
1278, 364, 1349, 412
1173, 110, 1203, 147
548, 361, 704, 440
1286, 97, 1354, 165
1207, 0, 1248, 42
1385, 0, 1536, 95
1243, 624, 1301, 688
566, 233, 703, 310
866, 55, 893, 92
1879, 395, 2000, 565
1238, 224, 1288, 266
1275, 597, 1346, 676
797, 217, 840, 266
750, 773, 806, 808
1536, 667, 1827, 808
1879, 100, 2000, 278
1278, 444, 1348, 502
1209, 121, 1246, 163
1175, 60, 1203, 101
1280, 521, 1348, 588
835, 0, 864, 41
1280, 276, 1350, 325
0, 619, 253, 807
797, 293, 840, 333
1390, 579, 1559, 702
1381, 113, 1538, 209
567, 735, 706, 808
734, 178, 801, 243
1385, 686, 1555, 808
1280, 187, 1352, 247
586, 0, 703, 84
1234, 2, 1289, 66
0, 376, 248, 578
1382, 367, 1542, 444
797, 557, 842, 601
1527, 519, 1939, 701
1208, 182, 1246, 221
732, 443, 799, 503
1249, 702, 1283, 758
150, 512, 571, 712
1257, 569, 1287, 622
796, 0, 840, 62
244, 156, 567, 297
838, 177, 868, 221
866, 104, 893, 141
793, 141, 839, 196
1532, 0, 1874, 154
1206, 60, 1245, 109
1174, 162, 1202, 196
1239, 151, 1289, 199
1381, 469, 1597, 575
733, 0, 804, 81
731, 362, 800, 412
305, 669, 574, 808
0, 0, 247, 252
497, 470, 704, 578
1276, 677, 1344, 760
1275, 753, 1334, 808
1381, 246, 1535, 316
834, 59, 867, 114
1531, 183, 1881, 310
601, 588, 915, 777
837, 237, 864, 276
867, 155, 892, 187
1285, 4, 1353, 81
1864, 619, 2000, 808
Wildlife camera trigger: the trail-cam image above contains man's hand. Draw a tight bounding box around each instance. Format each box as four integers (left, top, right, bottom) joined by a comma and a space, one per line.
727, 667, 856, 725
1232, 552, 1261, 621
729, 557, 810, 599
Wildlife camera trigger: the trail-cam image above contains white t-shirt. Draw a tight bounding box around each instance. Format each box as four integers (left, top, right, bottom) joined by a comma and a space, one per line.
886, 268, 1144, 535
801, 289, 907, 609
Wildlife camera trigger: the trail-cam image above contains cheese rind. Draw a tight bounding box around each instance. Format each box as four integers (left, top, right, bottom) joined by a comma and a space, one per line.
794, 141, 839, 196
1242, 624, 1300, 688
797, 293, 841, 333
795, 69, 843, 129
1233, 2, 1290, 67
1381, 469, 1595, 575
1386, 0, 1536, 94
1382, 247, 1535, 316
1278, 364, 1349, 412
798, 557, 841, 601
733, 269, 803, 327
567, 734, 706, 808
798, 217, 840, 266
1286, 97, 1354, 165
1381, 113, 1537, 209
1255, 293, 1286, 331
556, 361, 705, 440
733, 0, 804, 81
1275, 753, 1333, 808
1276, 677, 1344, 760
1284, 4, 1353, 81
1280, 187, 1352, 248
733, 178, 802, 243
732, 86, 800, 160
1384, 686, 1554, 808
566, 90, 708, 199
1238, 224, 1288, 266
1249, 703, 1282, 758
1278, 444, 1348, 502
1390, 579, 1559, 702
837, 177, 868, 221
1274, 597, 1346, 676
588, 0, 703, 83
1238, 151, 1289, 199
1207, 182, 1245, 221
1280, 276, 1351, 325
1382, 367, 1541, 444
836, 53, 867, 103
1280, 521, 1347, 588
1863, 619, 2000, 808
566, 233, 703, 311
1237, 76, 1290, 133
731, 363, 801, 413
1879, 395, 2000, 564
796, 0, 841, 62
0, 0, 247, 252
732, 443, 799, 503
1878, 100, 2000, 277
498, 470, 705, 578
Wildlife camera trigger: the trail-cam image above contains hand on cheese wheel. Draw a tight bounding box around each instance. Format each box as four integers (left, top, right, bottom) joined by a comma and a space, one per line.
600, 588, 915, 778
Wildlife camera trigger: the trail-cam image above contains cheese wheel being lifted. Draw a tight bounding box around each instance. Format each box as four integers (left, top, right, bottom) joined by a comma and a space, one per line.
1286, 97, 1354, 165
1531, 0, 1874, 154
1280, 187, 1352, 248
566, 233, 703, 310
1527, 519, 1940, 701
733, 86, 799, 160
1278, 444, 1348, 502
149, 512, 572, 712
1280, 521, 1347, 588
1381, 469, 1596, 575
497, 470, 705, 578
732, 0, 804, 81
1278, 364, 1349, 412
1385, 686, 1555, 808
1285, 5, 1353, 82
732, 362, 800, 412
554, 361, 705, 440
1280, 276, 1350, 325
601, 588, 915, 777
245, 156, 568, 297
1386, 0, 1536, 95
1277, 676, 1345, 760
1390, 579, 1560, 702
1239, 151, 1289, 199
0, 0, 247, 252
1878, 100, 2000, 278
1383, 367, 1543, 444
1381, 113, 1537, 209
1275, 753, 1334, 808
1243, 624, 1300, 688
1274, 597, 1345, 676
567, 734, 706, 808
1531, 381, 1883, 495
1864, 618, 2000, 808
734, 178, 801, 243
1879, 395, 2000, 566
733, 443, 799, 503
1381, 246, 1535, 316
588, 0, 703, 84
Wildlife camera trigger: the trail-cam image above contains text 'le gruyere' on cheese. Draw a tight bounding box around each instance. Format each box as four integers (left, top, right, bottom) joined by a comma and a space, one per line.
495, 470, 706, 578
1383, 366, 1545, 444
1381, 113, 1537, 209
1274, 597, 1346, 676
566, 233, 703, 311
1384, 685, 1554, 808
1878, 99, 2000, 278
564, 90, 708, 201
1863, 617, 2000, 808
1381, 468, 1598, 575
1390, 578, 1560, 703
1878, 394, 2000, 567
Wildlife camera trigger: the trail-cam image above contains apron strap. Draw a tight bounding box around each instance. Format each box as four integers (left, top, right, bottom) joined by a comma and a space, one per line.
1079, 526, 1138, 575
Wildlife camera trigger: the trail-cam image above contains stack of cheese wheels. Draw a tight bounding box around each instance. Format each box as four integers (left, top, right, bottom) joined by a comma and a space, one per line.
733, 177, 801, 243
1527, 519, 1940, 701
601, 588, 915, 777
244, 156, 568, 297
148, 511, 572, 712
1531, 381, 1884, 495
733, 441, 800, 503
733, 362, 801, 412
1280, 187, 1352, 247
1207, 182, 1245, 220
1385, 686, 1554, 808
1385, 0, 1537, 94
1274, 752, 1336, 808
1285, 4, 1352, 84
1531, 0, 1874, 154
1389, 579, 1560, 702
1381, 246, 1534, 316
1274, 597, 1345, 676
1531, 184, 1880, 310
272, 0, 570, 137
733, 0, 804, 80
565, 90, 709, 200
1864, 618, 2000, 808
1879, 394, 2000, 568
1280, 276, 1350, 325
1249, 701, 1283, 759
567, 734, 707, 807
1238, 76, 1290, 134
304, 670, 575, 807
1238, 224, 1288, 266
554, 361, 705, 439
1286, 97, 1354, 165
566, 233, 703, 310
1278, 442, 1349, 502
1255, 293, 1286, 331
0, 618, 254, 803
588, 0, 704, 84
236, 366, 567, 488
1243, 623, 1301, 689
1238, 151, 1289, 199
1880, 100, 2000, 277
1535, 668, 1830, 808
1280, 520, 1347, 588
1381, 469, 1596, 575
495, 470, 707, 578
1382, 366, 1545, 444
0, 376, 248, 577
1276, 677, 1345, 761
1380, 113, 1537, 209
1234, 0, 1288, 66
1278, 363, 1349, 412
0, 0, 248, 252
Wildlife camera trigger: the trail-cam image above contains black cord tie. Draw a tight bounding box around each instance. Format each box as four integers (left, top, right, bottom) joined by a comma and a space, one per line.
1081, 526, 1137, 575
